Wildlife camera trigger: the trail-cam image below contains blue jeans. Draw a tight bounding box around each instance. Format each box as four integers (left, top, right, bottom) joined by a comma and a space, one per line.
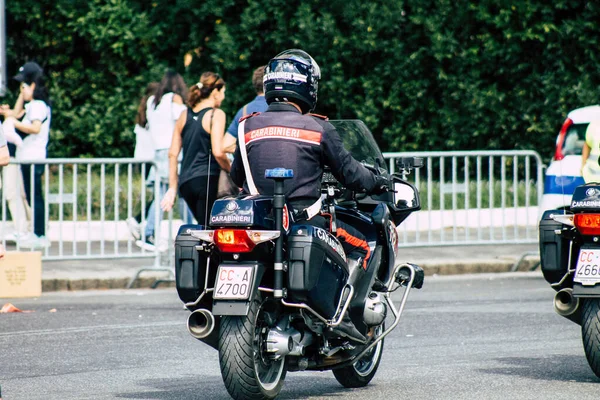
21, 164, 45, 237
144, 181, 194, 238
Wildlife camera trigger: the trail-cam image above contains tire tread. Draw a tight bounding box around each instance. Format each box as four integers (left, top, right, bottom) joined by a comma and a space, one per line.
218, 296, 284, 400
581, 299, 600, 378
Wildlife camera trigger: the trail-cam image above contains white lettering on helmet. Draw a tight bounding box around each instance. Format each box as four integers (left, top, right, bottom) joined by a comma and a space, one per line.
265, 72, 307, 83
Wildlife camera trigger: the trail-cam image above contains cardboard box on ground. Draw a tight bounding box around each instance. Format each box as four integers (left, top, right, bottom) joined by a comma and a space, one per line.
0, 251, 42, 298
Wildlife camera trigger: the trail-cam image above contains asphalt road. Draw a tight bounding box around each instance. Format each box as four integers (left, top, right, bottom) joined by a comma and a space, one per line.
1, 273, 599, 400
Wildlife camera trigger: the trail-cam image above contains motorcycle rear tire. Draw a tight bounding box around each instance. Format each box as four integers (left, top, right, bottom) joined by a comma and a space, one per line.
581, 298, 600, 378
218, 293, 286, 400
332, 324, 384, 388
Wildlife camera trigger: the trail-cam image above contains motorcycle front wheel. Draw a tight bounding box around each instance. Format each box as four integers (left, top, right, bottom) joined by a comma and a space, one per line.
582, 298, 600, 378
218, 293, 286, 400
332, 324, 384, 388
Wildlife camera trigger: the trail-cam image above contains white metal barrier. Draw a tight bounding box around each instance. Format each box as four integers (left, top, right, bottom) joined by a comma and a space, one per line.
382, 150, 544, 247
0, 152, 544, 265
0, 158, 177, 267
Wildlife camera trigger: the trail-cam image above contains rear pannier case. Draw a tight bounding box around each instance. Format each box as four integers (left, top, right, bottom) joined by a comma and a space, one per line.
286, 224, 349, 319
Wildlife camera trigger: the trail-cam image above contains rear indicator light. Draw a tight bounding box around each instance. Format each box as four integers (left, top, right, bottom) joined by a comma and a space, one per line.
213, 229, 280, 253
215, 229, 256, 253
574, 214, 600, 235
554, 117, 573, 161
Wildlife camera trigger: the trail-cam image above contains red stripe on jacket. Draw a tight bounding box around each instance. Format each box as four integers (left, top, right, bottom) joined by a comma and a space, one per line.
245, 126, 322, 145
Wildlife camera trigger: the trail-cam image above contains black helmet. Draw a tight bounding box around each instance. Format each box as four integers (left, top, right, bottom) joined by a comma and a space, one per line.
263, 49, 321, 113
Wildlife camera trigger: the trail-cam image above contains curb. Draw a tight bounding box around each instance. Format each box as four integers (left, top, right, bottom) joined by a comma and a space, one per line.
421, 258, 540, 276
37, 258, 541, 293
41, 276, 175, 292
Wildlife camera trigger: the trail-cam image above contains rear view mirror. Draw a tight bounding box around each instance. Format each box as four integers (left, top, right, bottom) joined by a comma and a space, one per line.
393, 180, 420, 211
395, 157, 424, 174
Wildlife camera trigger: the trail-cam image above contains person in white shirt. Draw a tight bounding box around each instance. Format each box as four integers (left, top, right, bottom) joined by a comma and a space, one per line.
133, 82, 158, 163
0, 65, 36, 244
125, 81, 158, 240
2, 62, 51, 249
0, 125, 8, 165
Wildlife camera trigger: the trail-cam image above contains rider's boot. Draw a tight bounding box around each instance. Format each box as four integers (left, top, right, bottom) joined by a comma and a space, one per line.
333, 313, 367, 343
330, 274, 367, 343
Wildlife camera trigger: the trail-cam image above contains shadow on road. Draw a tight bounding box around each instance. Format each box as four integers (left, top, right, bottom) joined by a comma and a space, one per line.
115, 373, 356, 399
479, 355, 599, 383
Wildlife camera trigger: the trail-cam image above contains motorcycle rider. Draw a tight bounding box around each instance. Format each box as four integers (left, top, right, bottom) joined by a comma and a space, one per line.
230, 49, 388, 342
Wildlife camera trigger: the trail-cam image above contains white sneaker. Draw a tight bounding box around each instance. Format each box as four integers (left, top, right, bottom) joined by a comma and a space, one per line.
135, 235, 168, 253
126, 217, 141, 240
15, 232, 36, 245
18, 233, 51, 249
4, 232, 26, 243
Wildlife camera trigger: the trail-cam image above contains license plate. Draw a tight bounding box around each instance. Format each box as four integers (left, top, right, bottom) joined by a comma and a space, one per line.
574, 249, 600, 286
214, 266, 254, 300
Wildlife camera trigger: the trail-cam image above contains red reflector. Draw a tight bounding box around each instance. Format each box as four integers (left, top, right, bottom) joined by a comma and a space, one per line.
554, 117, 573, 161
214, 229, 256, 253
574, 214, 600, 235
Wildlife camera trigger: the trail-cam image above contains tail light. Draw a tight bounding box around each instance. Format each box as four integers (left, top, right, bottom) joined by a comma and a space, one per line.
212, 229, 280, 253
554, 117, 573, 161
574, 214, 600, 235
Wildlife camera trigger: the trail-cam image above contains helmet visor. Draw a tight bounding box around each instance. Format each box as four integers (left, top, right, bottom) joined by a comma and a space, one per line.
265, 59, 309, 83
280, 49, 320, 79
266, 49, 321, 82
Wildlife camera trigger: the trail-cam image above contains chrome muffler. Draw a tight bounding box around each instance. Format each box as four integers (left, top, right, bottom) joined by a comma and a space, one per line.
187, 308, 216, 339
554, 288, 581, 325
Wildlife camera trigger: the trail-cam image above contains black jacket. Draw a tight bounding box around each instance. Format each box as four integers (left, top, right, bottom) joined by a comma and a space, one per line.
230, 102, 378, 207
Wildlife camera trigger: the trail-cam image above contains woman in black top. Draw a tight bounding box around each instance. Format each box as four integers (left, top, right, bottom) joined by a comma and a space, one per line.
161, 72, 230, 225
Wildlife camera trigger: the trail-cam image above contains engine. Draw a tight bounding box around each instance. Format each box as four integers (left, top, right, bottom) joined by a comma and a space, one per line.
363, 292, 387, 326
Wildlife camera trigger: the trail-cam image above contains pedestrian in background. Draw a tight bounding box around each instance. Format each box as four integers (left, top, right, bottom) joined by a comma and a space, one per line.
2, 62, 51, 249
0, 120, 30, 243
126, 81, 158, 240
0, 66, 36, 245
135, 70, 192, 251
217, 66, 267, 198
161, 72, 229, 226
216, 66, 267, 198
222, 66, 268, 154
0, 124, 10, 165
133, 82, 159, 163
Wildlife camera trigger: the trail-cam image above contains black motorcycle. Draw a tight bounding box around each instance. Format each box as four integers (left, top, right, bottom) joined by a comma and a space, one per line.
174, 120, 424, 399
540, 183, 600, 377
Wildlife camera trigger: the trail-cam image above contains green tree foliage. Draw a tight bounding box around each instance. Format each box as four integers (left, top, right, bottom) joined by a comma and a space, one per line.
6, 0, 600, 161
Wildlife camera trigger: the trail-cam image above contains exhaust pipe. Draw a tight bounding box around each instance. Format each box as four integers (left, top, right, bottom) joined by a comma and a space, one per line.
554, 288, 582, 325
187, 309, 216, 339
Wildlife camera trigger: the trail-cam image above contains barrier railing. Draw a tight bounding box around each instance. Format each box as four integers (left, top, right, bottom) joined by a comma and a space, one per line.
0, 158, 176, 268
382, 150, 544, 247
0, 151, 544, 265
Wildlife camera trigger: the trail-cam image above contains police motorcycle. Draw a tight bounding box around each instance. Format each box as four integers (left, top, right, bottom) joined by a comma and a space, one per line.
540, 183, 600, 377
174, 120, 424, 399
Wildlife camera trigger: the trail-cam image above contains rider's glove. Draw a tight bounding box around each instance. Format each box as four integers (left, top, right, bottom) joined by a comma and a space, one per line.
370, 175, 389, 195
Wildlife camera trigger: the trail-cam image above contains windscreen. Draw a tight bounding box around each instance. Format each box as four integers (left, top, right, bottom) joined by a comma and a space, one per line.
329, 120, 387, 172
